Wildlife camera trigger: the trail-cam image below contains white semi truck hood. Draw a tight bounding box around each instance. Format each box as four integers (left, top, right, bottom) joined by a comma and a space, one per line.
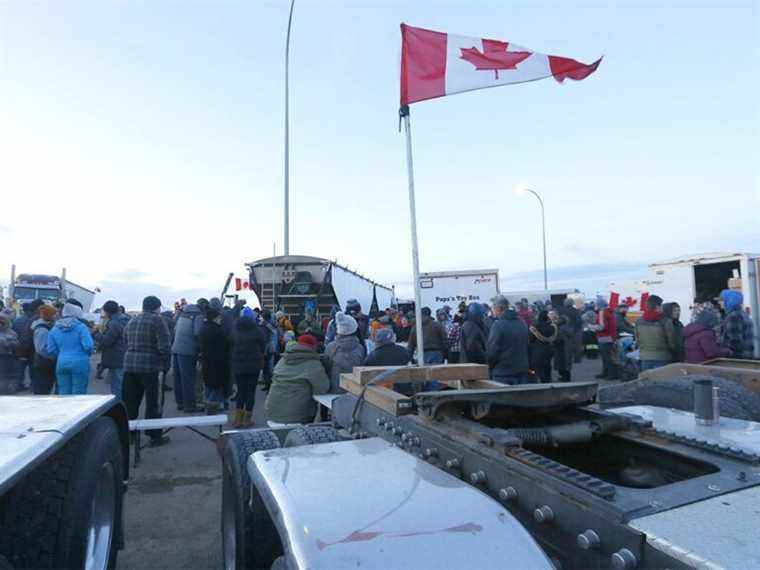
0, 395, 117, 495
248, 437, 553, 570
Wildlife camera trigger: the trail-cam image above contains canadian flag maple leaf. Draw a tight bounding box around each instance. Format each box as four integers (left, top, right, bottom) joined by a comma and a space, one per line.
460, 40, 532, 79
622, 296, 638, 308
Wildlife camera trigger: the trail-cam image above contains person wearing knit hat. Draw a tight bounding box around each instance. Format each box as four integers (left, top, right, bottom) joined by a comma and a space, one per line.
92, 300, 129, 400
171, 300, 205, 413
683, 308, 730, 364
31, 305, 58, 394
11, 302, 37, 392
38, 305, 57, 321
324, 312, 366, 392
143, 295, 162, 313
46, 302, 94, 395
364, 326, 410, 368
265, 330, 330, 426
122, 295, 172, 447
276, 311, 294, 334
199, 306, 230, 415
335, 312, 358, 336
719, 289, 754, 359
297, 334, 318, 350
230, 307, 268, 427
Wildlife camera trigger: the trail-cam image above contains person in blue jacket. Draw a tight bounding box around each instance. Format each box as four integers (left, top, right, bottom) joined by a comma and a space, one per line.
47, 301, 94, 395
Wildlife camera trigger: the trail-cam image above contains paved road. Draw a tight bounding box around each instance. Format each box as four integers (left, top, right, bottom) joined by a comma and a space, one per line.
91, 367, 266, 570
89, 355, 605, 569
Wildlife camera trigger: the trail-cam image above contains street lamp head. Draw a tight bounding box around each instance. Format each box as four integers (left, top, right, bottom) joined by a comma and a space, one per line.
514, 183, 530, 196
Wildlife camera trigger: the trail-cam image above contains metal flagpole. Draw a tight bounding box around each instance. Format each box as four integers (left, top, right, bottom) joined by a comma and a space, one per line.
400, 105, 425, 366
283, 0, 295, 256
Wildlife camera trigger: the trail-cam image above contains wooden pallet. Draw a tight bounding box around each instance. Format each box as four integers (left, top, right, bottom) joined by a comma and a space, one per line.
339, 364, 501, 416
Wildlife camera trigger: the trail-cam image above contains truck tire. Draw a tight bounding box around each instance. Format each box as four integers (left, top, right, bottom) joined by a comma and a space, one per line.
0, 416, 124, 570
599, 375, 760, 421
222, 430, 282, 570
284, 426, 342, 447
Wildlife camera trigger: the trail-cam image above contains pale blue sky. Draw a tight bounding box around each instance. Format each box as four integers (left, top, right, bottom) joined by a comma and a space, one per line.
1, 1, 757, 308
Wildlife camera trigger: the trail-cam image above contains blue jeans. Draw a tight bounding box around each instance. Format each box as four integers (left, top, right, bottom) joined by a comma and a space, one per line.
57, 368, 90, 395
422, 351, 444, 391
640, 359, 669, 372
174, 353, 198, 409
205, 385, 224, 405
108, 368, 124, 400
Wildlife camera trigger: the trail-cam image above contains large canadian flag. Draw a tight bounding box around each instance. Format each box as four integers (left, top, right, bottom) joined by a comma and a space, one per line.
400, 23, 602, 106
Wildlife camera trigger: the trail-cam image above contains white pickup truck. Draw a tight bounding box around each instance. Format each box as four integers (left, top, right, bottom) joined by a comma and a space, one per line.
0, 396, 129, 570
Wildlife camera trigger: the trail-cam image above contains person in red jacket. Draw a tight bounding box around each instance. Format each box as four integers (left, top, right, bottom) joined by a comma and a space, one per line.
593, 299, 619, 380
683, 309, 730, 363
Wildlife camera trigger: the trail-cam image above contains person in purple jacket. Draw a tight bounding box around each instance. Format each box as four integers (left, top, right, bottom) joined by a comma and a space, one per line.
683, 309, 730, 364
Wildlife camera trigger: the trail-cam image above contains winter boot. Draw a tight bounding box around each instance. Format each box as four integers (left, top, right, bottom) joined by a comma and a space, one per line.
230, 408, 244, 428
242, 411, 254, 428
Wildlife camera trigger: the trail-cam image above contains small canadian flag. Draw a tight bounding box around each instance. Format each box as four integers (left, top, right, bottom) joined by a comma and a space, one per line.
234, 278, 250, 291
400, 23, 601, 106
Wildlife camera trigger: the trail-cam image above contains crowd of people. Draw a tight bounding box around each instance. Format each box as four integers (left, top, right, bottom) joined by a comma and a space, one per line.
0, 287, 755, 442
0, 298, 121, 396
582, 289, 755, 380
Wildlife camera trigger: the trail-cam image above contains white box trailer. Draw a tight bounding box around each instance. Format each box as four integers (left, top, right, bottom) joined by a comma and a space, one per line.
418, 269, 499, 314
62, 280, 96, 313
610, 253, 760, 358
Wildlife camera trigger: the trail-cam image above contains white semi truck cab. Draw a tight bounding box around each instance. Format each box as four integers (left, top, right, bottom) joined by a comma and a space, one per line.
7, 270, 96, 313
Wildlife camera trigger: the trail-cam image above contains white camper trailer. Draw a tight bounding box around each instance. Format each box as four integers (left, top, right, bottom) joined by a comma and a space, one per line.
609, 253, 759, 357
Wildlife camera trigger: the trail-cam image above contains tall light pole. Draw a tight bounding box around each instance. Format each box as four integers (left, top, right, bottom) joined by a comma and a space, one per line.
283, 0, 295, 256
516, 185, 548, 290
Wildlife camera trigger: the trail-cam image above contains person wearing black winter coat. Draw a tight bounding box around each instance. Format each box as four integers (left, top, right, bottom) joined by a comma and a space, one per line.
230, 310, 267, 427
199, 309, 230, 415
364, 328, 412, 393
552, 313, 575, 382
459, 303, 488, 364
93, 301, 129, 399
487, 297, 530, 385
529, 311, 558, 383
364, 331, 410, 367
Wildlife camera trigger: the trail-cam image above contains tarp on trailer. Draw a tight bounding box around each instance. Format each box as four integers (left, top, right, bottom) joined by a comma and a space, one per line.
374, 285, 395, 311
329, 265, 376, 313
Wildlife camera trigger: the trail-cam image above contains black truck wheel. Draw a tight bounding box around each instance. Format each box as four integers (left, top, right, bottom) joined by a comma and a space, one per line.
283, 425, 342, 447
222, 430, 282, 570
0, 416, 124, 570
599, 375, 760, 421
